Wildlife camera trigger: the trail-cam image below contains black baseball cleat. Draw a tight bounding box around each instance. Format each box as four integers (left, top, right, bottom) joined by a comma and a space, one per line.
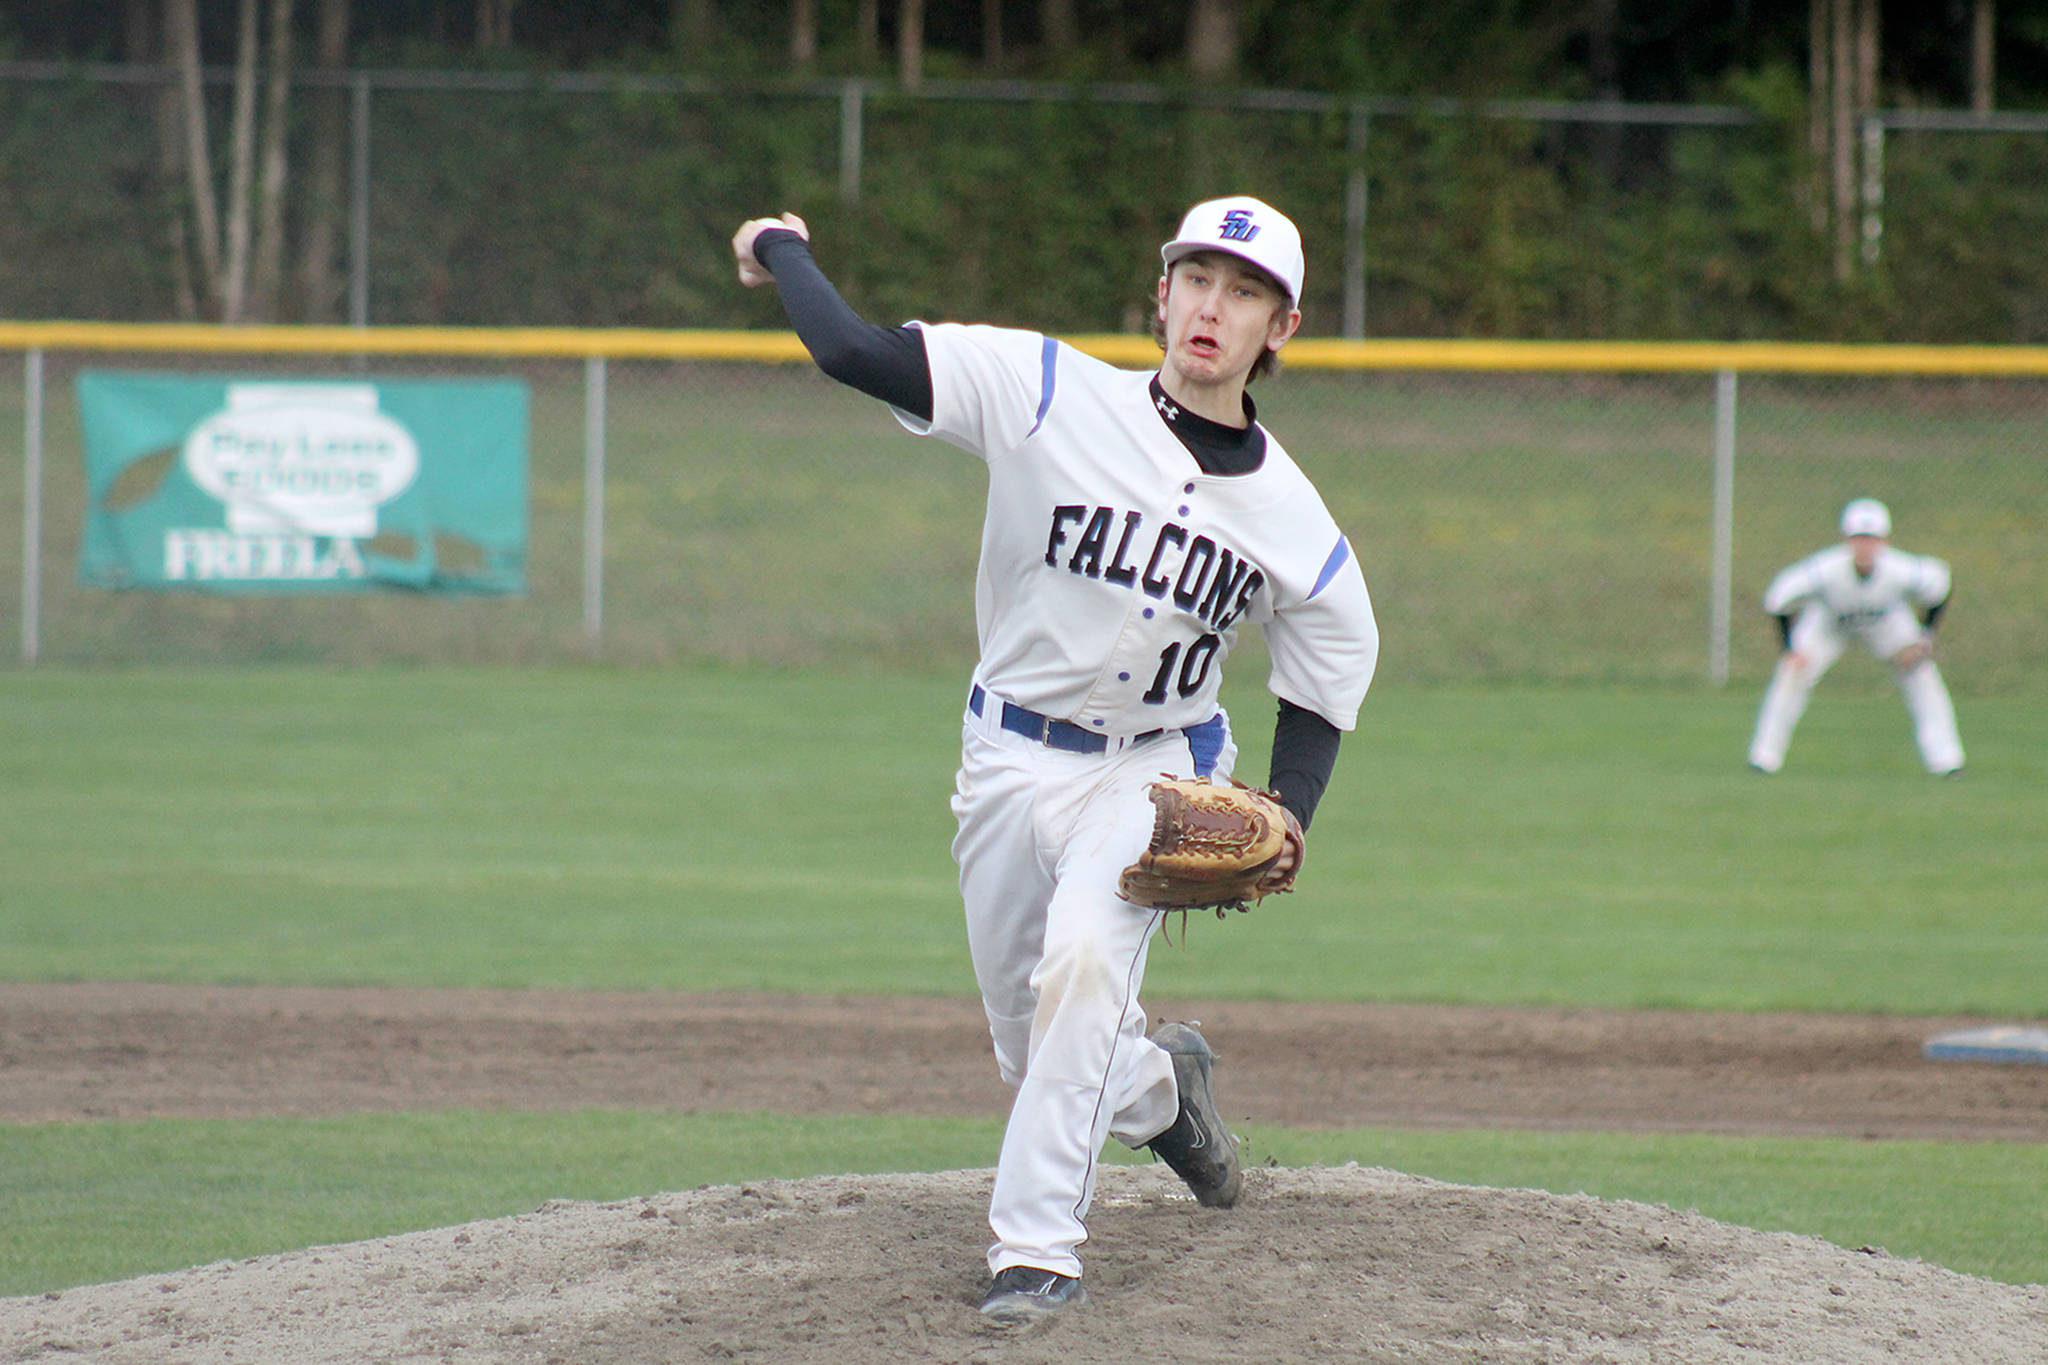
977, 1265, 1086, 1324
1145, 1020, 1243, 1208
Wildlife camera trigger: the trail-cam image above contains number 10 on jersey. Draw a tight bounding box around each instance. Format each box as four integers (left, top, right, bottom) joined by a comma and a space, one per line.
1144, 632, 1222, 704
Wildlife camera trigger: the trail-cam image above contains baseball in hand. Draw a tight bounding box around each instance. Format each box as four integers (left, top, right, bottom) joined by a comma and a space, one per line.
733, 212, 809, 287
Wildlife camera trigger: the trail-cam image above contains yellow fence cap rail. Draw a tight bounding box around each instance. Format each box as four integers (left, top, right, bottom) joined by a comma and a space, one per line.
0, 322, 815, 362
1268, 337, 2048, 374
5, 321, 2048, 376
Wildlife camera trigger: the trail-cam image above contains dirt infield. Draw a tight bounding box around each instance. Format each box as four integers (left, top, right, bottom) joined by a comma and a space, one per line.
5, 984, 2048, 1363
7, 983, 2048, 1140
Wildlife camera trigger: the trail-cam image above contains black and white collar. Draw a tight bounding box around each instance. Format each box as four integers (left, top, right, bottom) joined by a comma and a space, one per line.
1149, 376, 1266, 476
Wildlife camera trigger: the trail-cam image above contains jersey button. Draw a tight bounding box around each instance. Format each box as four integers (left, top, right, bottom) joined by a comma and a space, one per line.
1183, 482, 1195, 493
1178, 505, 1190, 516
1117, 671, 1130, 682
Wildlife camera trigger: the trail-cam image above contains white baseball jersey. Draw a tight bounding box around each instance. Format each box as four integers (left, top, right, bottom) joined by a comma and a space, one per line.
1748, 540, 1963, 774
893, 322, 1378, 734
1762, 543, 1950, 635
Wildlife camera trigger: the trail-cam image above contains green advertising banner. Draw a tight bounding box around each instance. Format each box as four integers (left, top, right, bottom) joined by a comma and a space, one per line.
78, 371, 528, 594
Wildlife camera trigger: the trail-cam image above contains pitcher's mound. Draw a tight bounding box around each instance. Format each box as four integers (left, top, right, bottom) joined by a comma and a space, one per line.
7, 1164, 2045, 1364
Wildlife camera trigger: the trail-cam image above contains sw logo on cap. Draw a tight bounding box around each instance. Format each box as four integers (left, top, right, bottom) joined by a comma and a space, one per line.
1217, 209, 1260, 242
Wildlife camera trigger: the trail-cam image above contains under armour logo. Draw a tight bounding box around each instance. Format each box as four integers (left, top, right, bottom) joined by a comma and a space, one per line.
1218, 209, 1260, 242
1154, 393, 1180, 421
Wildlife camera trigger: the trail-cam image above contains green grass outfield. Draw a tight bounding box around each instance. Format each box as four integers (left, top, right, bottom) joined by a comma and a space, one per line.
3, 665, 2045, 1294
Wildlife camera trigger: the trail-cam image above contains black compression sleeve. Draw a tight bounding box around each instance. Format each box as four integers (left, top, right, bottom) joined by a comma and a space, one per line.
752, 229, 933, 420
1267, 698, 1342, 830
1923, 598, 1947, 631
1774, 614, 1794, 650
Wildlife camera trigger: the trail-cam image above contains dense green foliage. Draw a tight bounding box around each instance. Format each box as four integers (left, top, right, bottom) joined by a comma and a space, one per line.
2, 2, 2047, 338
5, 73, 2048, 341
6, 3, 2035, 110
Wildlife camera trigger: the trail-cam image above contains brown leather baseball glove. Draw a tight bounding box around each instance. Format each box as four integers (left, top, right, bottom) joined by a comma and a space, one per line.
1117, 777, 1306, 916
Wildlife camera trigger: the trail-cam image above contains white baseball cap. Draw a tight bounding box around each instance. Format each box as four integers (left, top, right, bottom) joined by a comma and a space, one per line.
1840, 497, 1891, 539
1160, 196, 1305, 304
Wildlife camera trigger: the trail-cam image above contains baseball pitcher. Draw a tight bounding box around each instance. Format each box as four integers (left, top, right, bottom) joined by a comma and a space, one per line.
733, 197, 1378, 1323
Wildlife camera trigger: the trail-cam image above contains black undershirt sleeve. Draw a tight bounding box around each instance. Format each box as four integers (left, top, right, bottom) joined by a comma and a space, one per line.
1922, 597, 1947, 631
1774, 614, 1794, 650
1267, 698, 1342, 830
752, 229, 933, 421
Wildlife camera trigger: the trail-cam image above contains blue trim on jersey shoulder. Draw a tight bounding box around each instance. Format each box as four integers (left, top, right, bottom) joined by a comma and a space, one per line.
1307, 536, 1352, 601
1024, 336, 1059, 439
1185, 712, 1227, 777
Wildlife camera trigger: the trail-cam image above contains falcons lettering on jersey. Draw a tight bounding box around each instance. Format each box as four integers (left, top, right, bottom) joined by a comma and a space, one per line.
1044, 504, 1266, 633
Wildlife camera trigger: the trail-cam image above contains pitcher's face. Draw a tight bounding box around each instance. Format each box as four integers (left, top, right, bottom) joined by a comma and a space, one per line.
1156, 254, 1299, 392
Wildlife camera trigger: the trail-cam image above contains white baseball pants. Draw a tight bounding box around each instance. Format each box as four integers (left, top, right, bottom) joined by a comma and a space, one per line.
1747, 604, 1964, 774
951, 688, 1237, 1279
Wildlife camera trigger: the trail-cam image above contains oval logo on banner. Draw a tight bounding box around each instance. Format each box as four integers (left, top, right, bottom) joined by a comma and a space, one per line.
183, 383, 420, 536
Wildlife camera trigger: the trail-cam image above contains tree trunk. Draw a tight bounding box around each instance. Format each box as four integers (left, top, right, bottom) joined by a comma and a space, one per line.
149, 0, 200, 317
897, 0, 925, 90
167, 0, 225, 312
1040, 0, 1075, 57
1585, 0, 1620, 330
982, 0, 1003, 67
790, 0, 817, 68
1829, 0, 1854, 281
298, 0, 350, 322
856, 0, 878, 63
220, 0, 260, 322
1853, 0, 1879, 270
1807, 0, 1828, 234
1853, 0, 1877, 112
476, 0, 514, 47
1971, 0, 1995, 114
125, 0, 155, 61
161, 112, 198, 319
673, 0, 714, 59
1586, 0, 1621, 178
1187, 0, 1239, 81
250, 0, 294, 321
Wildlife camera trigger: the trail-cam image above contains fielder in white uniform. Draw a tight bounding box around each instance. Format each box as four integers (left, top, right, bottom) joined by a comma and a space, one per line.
733, 197, 1378, 1322
1747, 497, 1963, 775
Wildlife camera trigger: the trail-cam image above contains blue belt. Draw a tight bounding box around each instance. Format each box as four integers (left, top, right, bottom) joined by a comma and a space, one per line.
969, 685, 1163, 755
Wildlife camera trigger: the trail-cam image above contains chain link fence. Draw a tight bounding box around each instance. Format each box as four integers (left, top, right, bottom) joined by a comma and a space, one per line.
5, 333, 2043, 693
9, 64, 2048, 343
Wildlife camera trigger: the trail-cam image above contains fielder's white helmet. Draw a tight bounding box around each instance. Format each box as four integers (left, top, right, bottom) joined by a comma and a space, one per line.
1839, 498, 1891, 539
